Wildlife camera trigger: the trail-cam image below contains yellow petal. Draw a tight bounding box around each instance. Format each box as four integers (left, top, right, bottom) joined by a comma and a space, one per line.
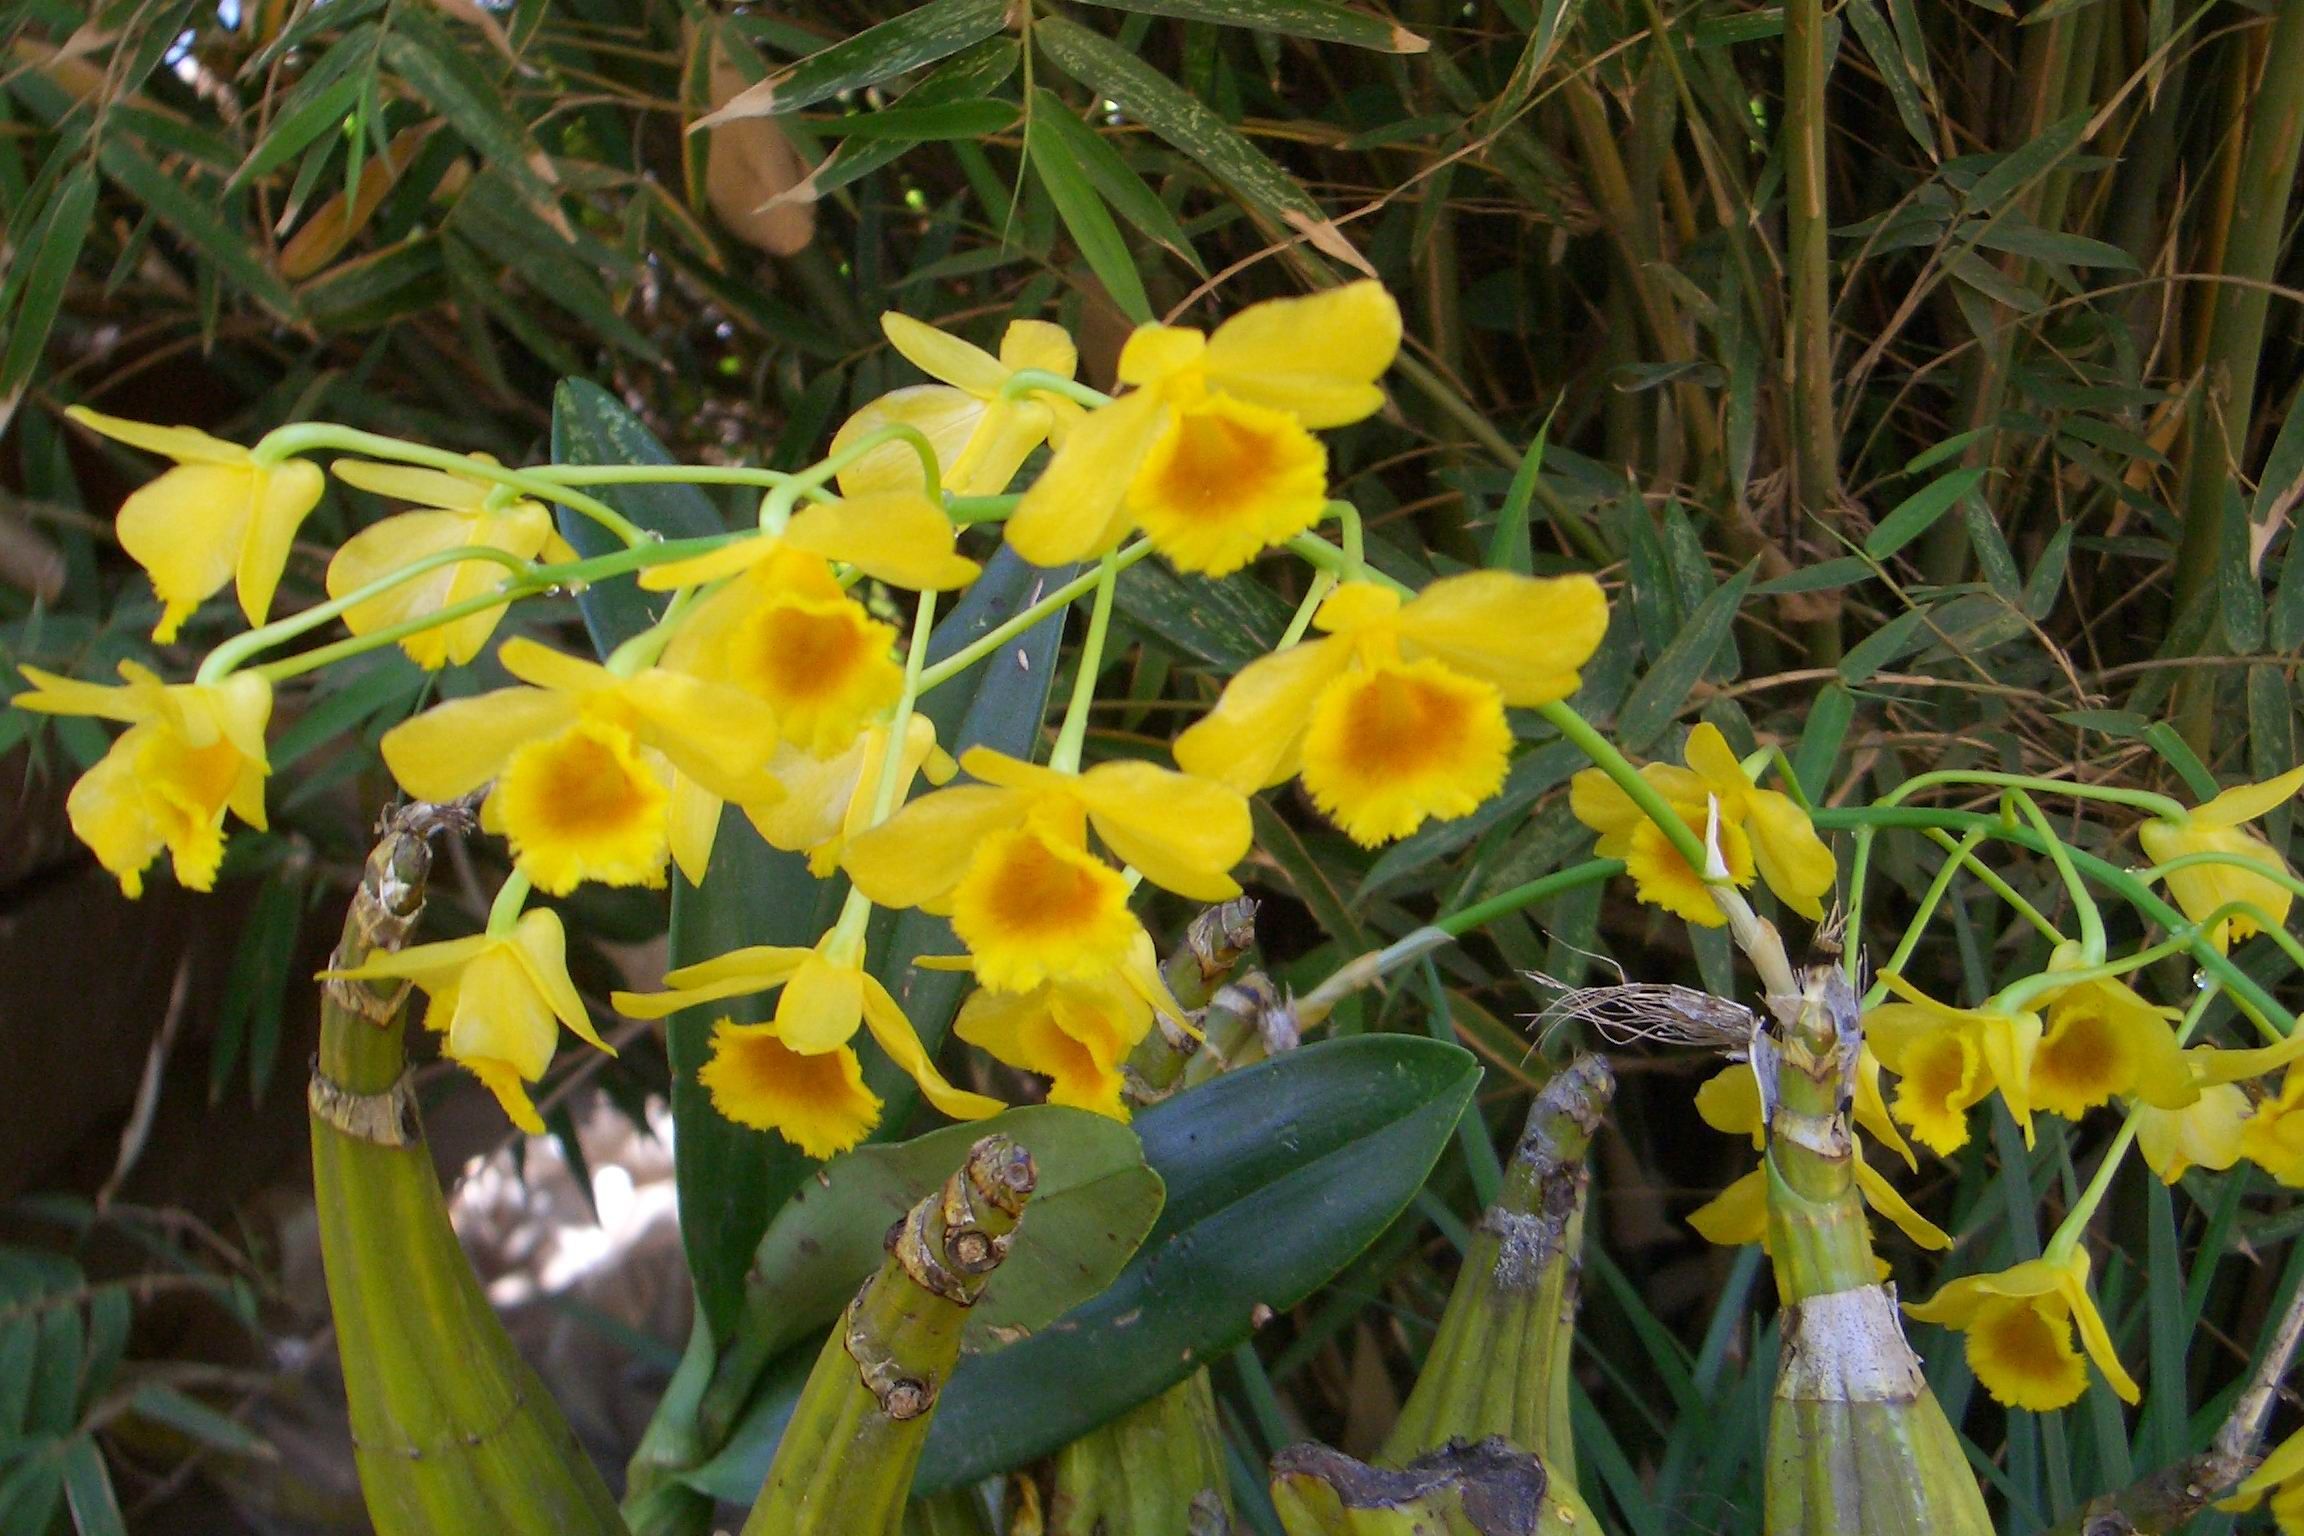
321, 930, 500, 990
2058, 1256, 2140, 1404
638, 538, 768, 592
445, 945, 561, 1081
667, 771, 724, 887
233, 458, 327, 627
1681, 723, 1747, 796
1852, 1154, 1951, 1249
883, 311, 1009, 396
1854, 1046, 1918, 1171
1567, 766, 1642, 836
830, 385, 985, 498
1694, 1066, 1764, 1145
1075, 759, 1251, 901
497, 636, 615, 696
1116, 324, 1206, 386
490, 719, 670, 895
453, 1054, 542, 1134
1005, 387, 1170, 566
862, 974, 1004, 1120
1393, 571, 1610, 706
1298, 659, 1512, 847
2136, 1083, 2250, 1182
380, 688, 579, 802
1172, 636, 1350, 793
1199, 281, 1403, 428
116, 464, 259, 641
1686, 1167, 1768, 1247
1125, 394, 1329, 576
775, 953, 866, 1054
330, 457, 494, 510
1963, 1294, 2088, 1411
12, 665, 155, 725
615, 944, 813, 1019
327, 509, 477, 668
784, 492, 979, 590
615, 669, 784, 802
945, 396, 1058, 498
1745, 789, 1837, 920
997, 318, 1077, 380
67, 407, 248, 465
842, 785, 1021, 912
506, 909, 611, 1053
950, 822, 1140, 991
2192, 763, 2304, 828
699, 1022, 882, 1156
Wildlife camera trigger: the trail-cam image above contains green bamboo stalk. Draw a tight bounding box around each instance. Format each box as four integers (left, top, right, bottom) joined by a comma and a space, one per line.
1782, 0, 1839, 535
2166, 0, 2304, 744
1382, 1054, 1610, 1509
1042, 1370, 1239, 1536
743, 1137, 1038, 1536
311, 809, 628, 1536
1758, 964, 1992, 1536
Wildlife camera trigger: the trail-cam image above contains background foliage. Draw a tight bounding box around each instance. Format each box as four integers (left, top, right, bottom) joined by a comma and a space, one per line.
2, 0, 2302, 1531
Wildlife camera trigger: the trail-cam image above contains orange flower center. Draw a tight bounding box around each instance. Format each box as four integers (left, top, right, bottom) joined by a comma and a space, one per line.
1146, 409, 1292, 521
2032, 999, 2132, 1116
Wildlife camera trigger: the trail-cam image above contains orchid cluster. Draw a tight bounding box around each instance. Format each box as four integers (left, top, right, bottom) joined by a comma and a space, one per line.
16, 279, 2304, 1448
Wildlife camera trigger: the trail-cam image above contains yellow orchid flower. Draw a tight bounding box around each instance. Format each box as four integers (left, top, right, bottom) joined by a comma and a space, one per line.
380, 637, 780, 896
2238, 1066, 2303, 1186
1866, 975, 2043, 1155
325, 458, 578, 669
1684, 1065, 1949, 1253
2138, 764, 2304, 950
13, 662, 271, 897
1174, 573, 1607, 847
841, 747, 1251, 992
611, 933, 1002, 1157
322, 908, 612, 1135
2027, 943, 2196, 1119
654, 541, 923, 760
1904, 1246, 2140, 1409
940, 930, 1187, 1121
67, 407, 326, 642
638, 493, 980, 597
831, 313, 1083, 498
2133, 1076, 2250, 1184
2220, 1424, 2304, 1529
743, 712, 955, 877
1006, 282, 1403, 575
1569, 723, 1838, 925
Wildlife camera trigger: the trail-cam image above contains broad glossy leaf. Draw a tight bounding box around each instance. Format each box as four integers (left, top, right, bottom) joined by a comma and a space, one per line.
1115, 557, 1291, 667
914, 1036, 1477, 1489
549, 378, 729, 656
684, 1036, 1478, 1501
747, 1105, 1163, 1361
697, 0, 1011, 125
1073, 0, 1429, 52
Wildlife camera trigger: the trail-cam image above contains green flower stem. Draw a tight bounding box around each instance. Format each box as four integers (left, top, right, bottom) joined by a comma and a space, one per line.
244, 533, 742, 685
2007, 788, 2107, 964
1537, 700, 1710, 873
997, 368, 1111, 409
1286, 528, 1410, 595
486, 872, 532, 937
1277, 571, 1337, 649
1437, 859, 1622, 937
760, 424, 941, 530
1332, 499, 1365, 577
1920, 827, 2061, 943
1048, 552, 1120, 774
197, 543, 535, 684
255, 422, 650, 548
2042, 981, 2223, 1259
1811, 804, 2296, 1039
913, 539, 1154, 694
1860, 827, 1991, 1010
1842, 823, 1878, 985
1991, 931, 2209, 1014
1879, 768, 2189, 823
869, 591, 939, 824
947, 494, 1021, 525
606, 584, 701, 676
532, 463, 806, 495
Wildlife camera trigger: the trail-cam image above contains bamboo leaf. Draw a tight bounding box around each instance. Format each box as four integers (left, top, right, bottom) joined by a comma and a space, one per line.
1025, 109, 1153, 322
59, 1437, 125, 1536
1845, 0, 1936, 158
1958, 110, 2087, 212
820, 99, 1017, 141
770, 40, 1018, 209
1070, 0, 1430, 53
1838, 606, 1932, 685
0, 161, 95, 412
1612, 560, 1756, 751
93, 140, 298, 316
1865, 465, 1990, 559
1026, 89, 1203, 272
377, 9, 552, 211
1034, 16, 1330, 237
694, 0, 1011, 127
